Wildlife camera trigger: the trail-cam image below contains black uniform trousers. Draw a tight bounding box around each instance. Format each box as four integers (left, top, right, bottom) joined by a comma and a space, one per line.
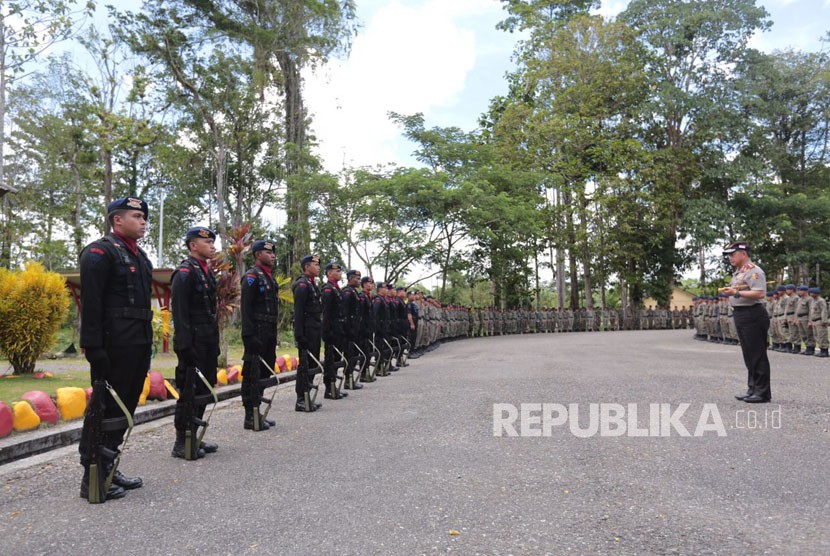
174, 340, 218, 430
241, 334, 277, 409
324, 337, 344, 386
295, 334, 322, 399
734, 304, 772, 400
79, 344, 151, 466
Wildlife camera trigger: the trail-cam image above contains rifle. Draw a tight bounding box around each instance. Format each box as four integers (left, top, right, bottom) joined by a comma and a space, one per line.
350, 341, 367, 387
182, 367, 218, 460
303, 350, 325, 411
365, 339, 381, 381
332, 344, 348, 393
382, 338, 396, 375
254, 356, 285, 429
85, 380, 133, 504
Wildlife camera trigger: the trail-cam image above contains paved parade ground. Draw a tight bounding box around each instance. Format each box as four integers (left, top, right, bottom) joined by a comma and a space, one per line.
1, 329, 829, 555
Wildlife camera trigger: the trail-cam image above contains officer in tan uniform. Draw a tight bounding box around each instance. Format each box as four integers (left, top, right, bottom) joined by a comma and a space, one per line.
721, 241, 772, 403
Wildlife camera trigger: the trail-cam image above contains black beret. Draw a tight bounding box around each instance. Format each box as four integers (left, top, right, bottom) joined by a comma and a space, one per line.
252, 240, 276, 253
360, 276, 373, 285
108, 196, 148, 218
396, 286, 404, 291
325, 261, 342, 272
185, 226, 215, 244
376, 281, 387, 289
809, 287, 820, 294
346, 269, 360, 278
300, 254, 320, 267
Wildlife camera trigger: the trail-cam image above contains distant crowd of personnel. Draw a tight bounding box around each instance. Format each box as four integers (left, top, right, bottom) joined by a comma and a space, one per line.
690, 286, 829, 357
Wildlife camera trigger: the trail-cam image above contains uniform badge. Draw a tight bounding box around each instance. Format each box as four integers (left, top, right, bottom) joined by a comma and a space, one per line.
751, 273, 759, 280
198, 229, 210, 238
246, 275, 256, 286
126, 198, 142, 209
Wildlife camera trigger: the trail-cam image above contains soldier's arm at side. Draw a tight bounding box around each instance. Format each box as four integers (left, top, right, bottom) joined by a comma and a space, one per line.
171, 268, 193, 352
79, 244, 112, 349
293, 280, 308, 347
240, 273, 257, 340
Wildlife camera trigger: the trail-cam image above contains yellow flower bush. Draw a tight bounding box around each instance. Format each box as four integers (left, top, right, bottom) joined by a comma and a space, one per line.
0, 262, 70, 374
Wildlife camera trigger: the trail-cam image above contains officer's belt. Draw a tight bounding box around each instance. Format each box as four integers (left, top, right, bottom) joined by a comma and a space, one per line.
812, 317, 823, 322
106, 307, 153, 321
785, 311, 796, 315
253, 313, 279, 323
797, 313, 809, 317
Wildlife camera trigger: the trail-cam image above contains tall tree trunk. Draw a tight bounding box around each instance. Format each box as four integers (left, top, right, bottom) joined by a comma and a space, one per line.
278, 50, 309, 270
563, 189, 579, 309
100, 145, 113, 234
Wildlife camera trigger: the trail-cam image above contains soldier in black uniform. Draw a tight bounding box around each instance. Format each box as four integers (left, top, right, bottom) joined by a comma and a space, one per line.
240, 240, 280, 430
342, 269, 364, 390
321, 261, 349, 400
294, 255, 324, 412
78, 197, 152, 501
358, 276, 376, 382
407, 290, 419, 358
170, 227, 220, 459
373, 282, 392, 375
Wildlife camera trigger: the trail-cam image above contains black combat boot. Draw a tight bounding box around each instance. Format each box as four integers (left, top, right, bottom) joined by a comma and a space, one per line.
172, 429, 205, 459
243, 406, 270, 431
790, 344, 802, 354
818, 348, 829, 358
80, 467, 126, 502
803, 346, 815, 356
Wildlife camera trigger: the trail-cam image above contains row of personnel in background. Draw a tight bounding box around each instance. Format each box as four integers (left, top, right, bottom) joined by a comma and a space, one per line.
690, 287, 830, 357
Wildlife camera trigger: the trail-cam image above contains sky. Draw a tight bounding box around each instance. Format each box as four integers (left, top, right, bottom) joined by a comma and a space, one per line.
304, 0, 830, 174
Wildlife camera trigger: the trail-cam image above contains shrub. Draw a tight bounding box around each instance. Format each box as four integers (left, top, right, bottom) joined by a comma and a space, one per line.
0, 262, 70, 374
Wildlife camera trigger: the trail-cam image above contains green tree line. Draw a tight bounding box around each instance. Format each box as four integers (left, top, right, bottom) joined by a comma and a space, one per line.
0, 0, 828, 310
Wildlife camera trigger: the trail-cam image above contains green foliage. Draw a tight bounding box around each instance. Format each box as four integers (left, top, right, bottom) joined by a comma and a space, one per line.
0, 262, 71, 374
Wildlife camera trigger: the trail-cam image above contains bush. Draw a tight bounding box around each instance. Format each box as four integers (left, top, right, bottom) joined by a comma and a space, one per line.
0, 262, 70, 374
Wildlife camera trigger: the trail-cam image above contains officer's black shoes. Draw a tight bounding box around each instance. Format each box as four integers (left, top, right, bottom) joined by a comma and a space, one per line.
200, 441, 219, 454
265, 418, 276, 427
743, 395, 771, 403
734, 390, 752, 401
817, 348, 829, 358
803, 347, 816, 356
80, 470, 126, 502
791, 346, 802, 355
389, 366, 400, 372
112, 470, 143, 489
344, 381, 363, 390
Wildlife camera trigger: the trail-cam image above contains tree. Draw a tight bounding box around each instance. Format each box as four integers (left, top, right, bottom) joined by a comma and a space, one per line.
0, 0, 93, 266
620, 0, 770, 301
176, 0, 358, 269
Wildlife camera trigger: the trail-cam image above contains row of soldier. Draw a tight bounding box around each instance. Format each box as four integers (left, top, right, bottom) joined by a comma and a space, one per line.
690, 286, 830, 357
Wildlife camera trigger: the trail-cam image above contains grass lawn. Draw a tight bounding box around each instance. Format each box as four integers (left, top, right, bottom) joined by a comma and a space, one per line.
0, 343, 299, 407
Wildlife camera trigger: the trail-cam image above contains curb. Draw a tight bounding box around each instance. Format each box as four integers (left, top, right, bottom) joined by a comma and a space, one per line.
0, 371, 297, 467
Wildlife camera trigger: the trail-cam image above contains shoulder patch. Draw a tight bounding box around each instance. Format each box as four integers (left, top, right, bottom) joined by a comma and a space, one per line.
296, 282, 307, 288
246, 274, 256, 286
751, 273, 759, 280
90, 247, 105, 255
179, 267, 191, 273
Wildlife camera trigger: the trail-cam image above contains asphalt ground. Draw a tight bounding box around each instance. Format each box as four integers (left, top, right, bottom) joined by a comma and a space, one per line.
1, 329, 828, 555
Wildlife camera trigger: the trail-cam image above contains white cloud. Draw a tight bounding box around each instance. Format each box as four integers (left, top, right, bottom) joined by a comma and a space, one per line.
305, 0, 496, 172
